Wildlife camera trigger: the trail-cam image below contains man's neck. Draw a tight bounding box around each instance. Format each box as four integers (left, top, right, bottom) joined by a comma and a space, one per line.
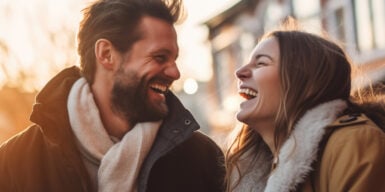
102, 112, 133, 139
91, 84, 133, 139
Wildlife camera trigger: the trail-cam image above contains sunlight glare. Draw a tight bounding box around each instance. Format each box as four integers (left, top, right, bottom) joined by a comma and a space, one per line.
183, 78, 198, 95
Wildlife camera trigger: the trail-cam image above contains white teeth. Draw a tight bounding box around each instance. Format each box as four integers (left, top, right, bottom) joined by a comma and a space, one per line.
239, 88, 258, 97
150, 83, 168, 92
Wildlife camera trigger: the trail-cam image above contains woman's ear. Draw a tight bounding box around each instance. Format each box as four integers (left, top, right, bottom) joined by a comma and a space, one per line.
95, 39, 114, 70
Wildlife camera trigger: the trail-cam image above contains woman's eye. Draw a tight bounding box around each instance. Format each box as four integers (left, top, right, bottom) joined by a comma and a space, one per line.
256, 62, 267, 67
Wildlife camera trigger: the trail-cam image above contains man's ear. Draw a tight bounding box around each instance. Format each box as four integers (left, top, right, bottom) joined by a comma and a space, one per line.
95, 39, 114, 70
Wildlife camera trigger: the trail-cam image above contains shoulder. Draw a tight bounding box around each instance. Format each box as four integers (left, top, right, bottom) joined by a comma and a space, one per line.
147, 131, 226, 191
328, 113, 385, 147
178, 131, 224, 158
188, 131, 220, 145
160, 130, 224, 169
323, 113, 385, 167
0, 125, 46, 181
318, 113, 385, 191
0, 125, 45, 159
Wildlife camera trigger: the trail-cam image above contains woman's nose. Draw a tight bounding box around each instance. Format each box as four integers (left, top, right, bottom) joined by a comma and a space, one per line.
235, 65, 251, 79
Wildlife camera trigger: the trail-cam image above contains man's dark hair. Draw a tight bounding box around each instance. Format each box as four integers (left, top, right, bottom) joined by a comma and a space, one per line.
77, 0, 184, 84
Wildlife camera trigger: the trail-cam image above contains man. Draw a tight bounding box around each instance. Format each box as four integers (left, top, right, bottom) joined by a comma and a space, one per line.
0, 0, 225, 191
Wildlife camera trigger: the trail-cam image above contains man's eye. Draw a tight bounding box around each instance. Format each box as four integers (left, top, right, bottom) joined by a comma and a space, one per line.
154, 55, 167, 63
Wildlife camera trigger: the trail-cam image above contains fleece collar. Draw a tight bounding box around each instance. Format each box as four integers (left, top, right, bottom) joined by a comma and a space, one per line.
265, 99, 347, 191
234, 99, 347, 192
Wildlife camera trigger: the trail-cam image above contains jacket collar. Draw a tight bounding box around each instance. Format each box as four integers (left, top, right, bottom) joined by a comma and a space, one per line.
143, 91, 200, 161
235, 100, 348, 192
138, 91, 200, 192
264, 99, 347, 192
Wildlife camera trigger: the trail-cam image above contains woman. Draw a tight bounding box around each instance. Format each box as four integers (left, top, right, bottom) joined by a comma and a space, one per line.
225, 29, 385, 192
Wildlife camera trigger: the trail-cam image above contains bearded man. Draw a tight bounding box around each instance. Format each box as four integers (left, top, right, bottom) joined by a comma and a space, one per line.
0, 0, 225, 191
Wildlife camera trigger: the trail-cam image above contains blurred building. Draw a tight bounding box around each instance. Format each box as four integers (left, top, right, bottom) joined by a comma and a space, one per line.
203, 0, 385, 144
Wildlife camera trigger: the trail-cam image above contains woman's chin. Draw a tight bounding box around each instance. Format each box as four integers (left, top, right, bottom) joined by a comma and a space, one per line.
236, 111, 247, 124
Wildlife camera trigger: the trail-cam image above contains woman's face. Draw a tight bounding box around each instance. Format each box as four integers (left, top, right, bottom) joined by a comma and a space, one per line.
235, 37, 281, 127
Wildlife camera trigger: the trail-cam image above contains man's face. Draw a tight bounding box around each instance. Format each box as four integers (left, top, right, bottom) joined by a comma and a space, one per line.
111, 16, 180, 123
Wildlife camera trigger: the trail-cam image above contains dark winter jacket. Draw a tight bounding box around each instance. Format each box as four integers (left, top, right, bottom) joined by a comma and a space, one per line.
0, 66, 225, 192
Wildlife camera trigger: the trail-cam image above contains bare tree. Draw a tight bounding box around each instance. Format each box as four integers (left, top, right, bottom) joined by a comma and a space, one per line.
0, 0, 82, 92
0, 0, 84, 141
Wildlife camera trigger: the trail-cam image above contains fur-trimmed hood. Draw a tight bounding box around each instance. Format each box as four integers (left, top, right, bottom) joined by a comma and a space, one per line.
232, 99, 348, 192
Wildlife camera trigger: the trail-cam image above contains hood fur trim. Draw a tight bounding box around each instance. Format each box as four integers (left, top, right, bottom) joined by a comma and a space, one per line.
232, 100, 348, 192
265, 99, 347, 192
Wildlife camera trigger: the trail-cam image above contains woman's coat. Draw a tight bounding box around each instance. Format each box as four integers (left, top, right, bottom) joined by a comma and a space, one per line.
232, 100, 385, 192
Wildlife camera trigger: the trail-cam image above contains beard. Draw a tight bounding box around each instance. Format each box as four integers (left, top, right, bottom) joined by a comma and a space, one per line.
110, 68, 168, 124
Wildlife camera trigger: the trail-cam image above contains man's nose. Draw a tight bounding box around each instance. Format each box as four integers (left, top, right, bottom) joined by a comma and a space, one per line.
164, 63, 181, 80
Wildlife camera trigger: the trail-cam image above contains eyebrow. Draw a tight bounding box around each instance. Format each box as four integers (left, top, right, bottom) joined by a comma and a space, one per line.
255, 54, 273, 61
153, 48, 179, 59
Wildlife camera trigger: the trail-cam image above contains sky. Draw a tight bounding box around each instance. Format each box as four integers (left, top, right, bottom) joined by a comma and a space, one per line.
0, 0, 237, 91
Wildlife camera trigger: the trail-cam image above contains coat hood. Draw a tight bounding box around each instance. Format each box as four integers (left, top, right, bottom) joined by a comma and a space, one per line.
30, 66, 81, 143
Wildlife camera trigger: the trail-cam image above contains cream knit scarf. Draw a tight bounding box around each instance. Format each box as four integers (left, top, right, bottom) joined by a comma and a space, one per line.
67, 78, 161, 192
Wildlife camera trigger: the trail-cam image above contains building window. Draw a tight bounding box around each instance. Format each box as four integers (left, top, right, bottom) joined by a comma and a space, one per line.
354, 0, 385, 52
325, 4, 346, 45
292, 0, 322, 33
324, 0, 357, 53
372, 0, 385, 49
215, 47, 237, 108
355, 0, 373, 51
334, 7, 346, 44
264, 1, 284, 31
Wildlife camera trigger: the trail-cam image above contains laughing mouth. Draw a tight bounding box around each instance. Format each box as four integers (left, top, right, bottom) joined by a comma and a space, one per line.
239, 88, 257, 100
150, 83, 169, 94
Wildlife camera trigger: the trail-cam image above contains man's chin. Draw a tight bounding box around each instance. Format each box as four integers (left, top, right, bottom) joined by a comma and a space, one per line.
137, 113, 167, 123
137, 105, 168, 122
